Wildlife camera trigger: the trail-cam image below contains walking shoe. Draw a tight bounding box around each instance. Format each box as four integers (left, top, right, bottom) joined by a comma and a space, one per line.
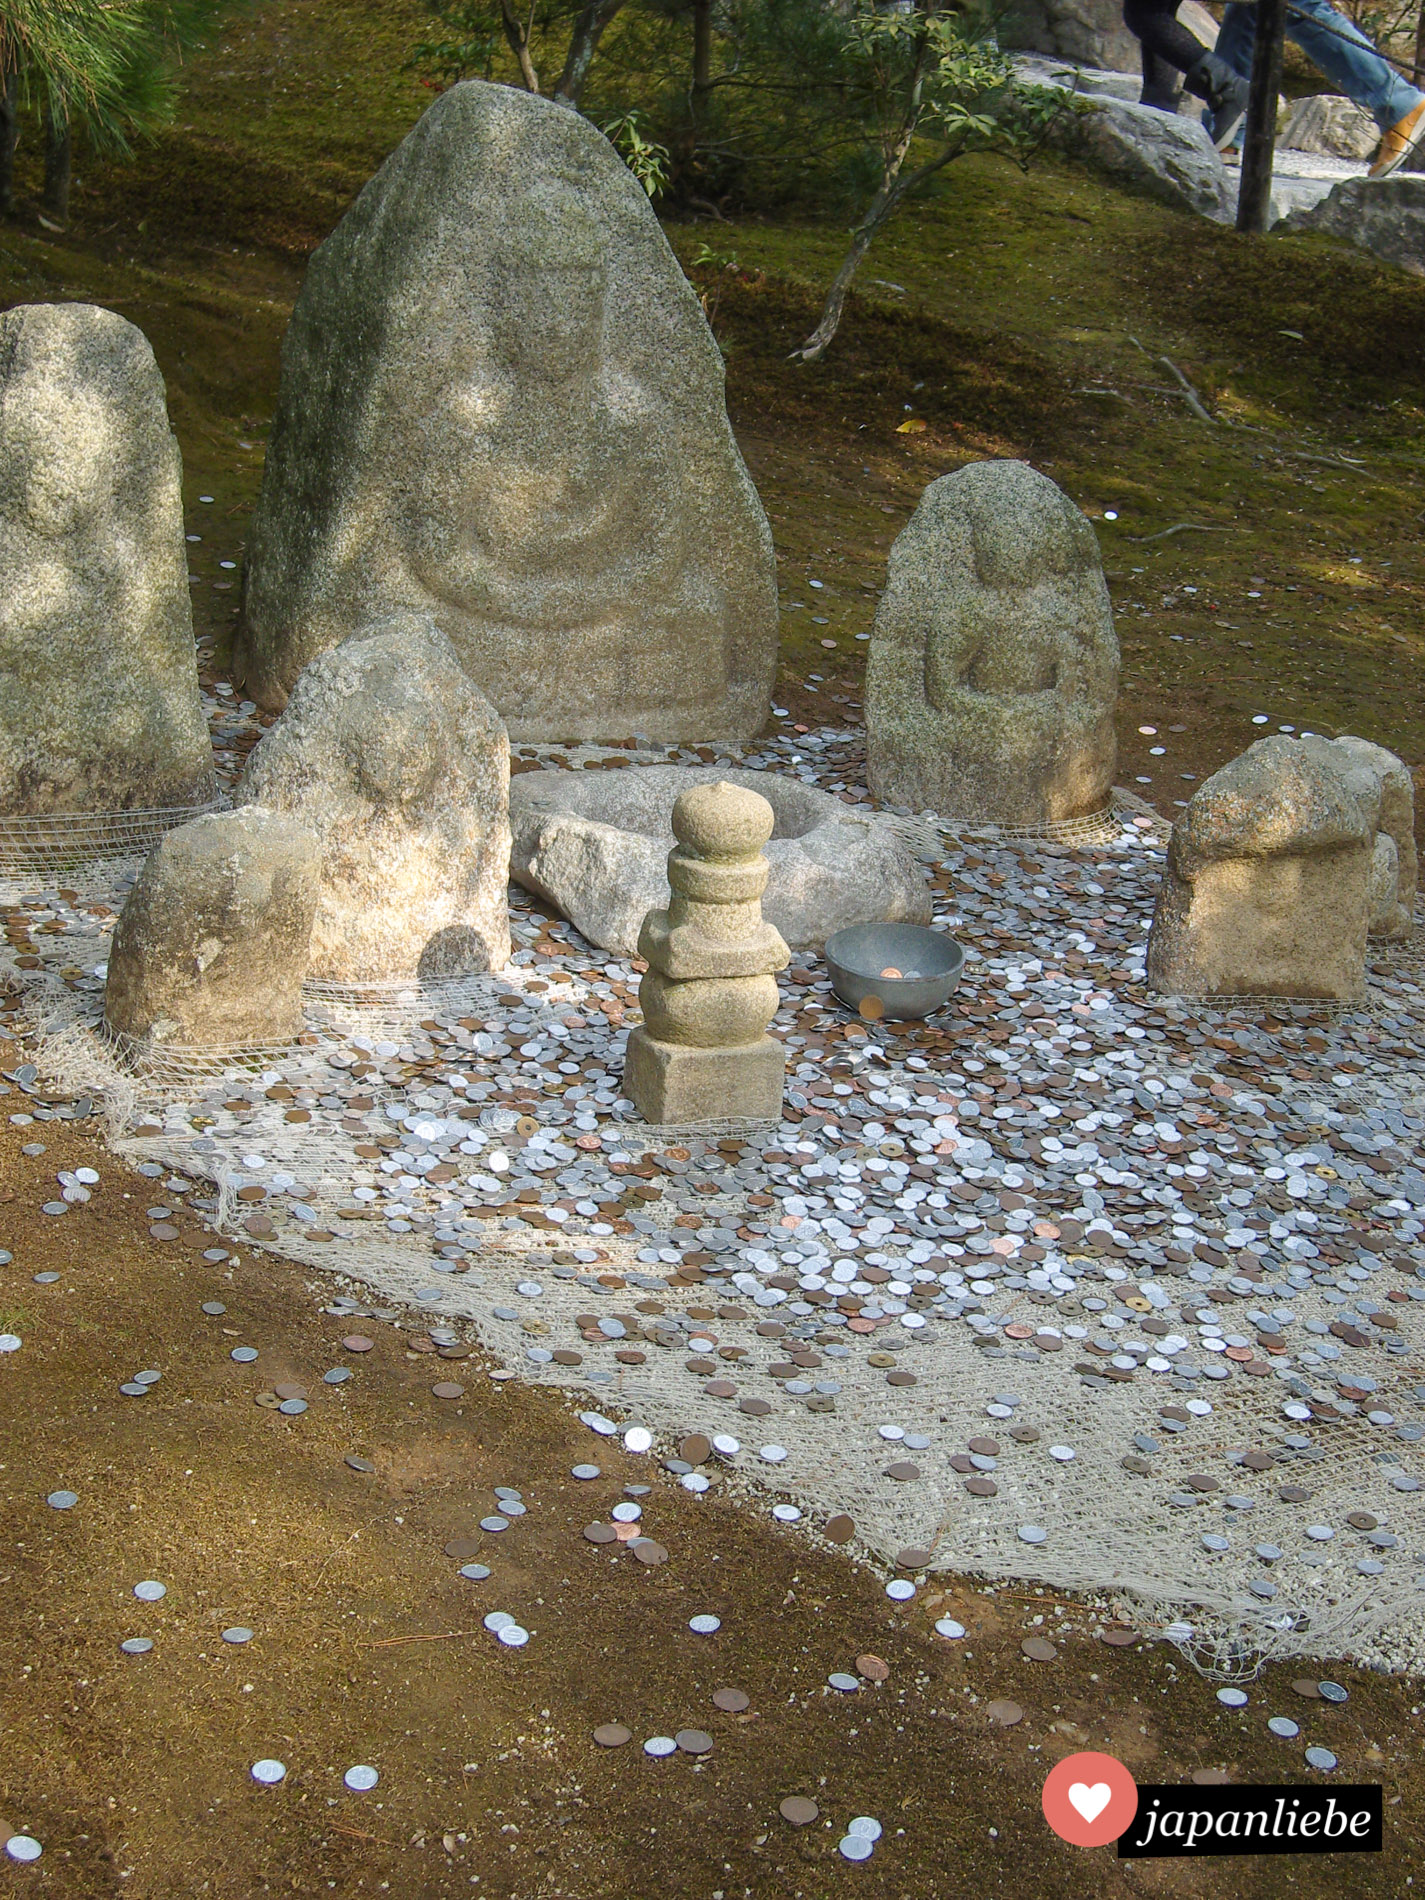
1185, 53, 1253, 152
1370, 99, 1425, 179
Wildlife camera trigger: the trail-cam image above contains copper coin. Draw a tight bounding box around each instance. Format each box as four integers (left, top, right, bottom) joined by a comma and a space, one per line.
1192, 1768, 1232, 1785
1224, 1346, 1253, 1362
631, 1538, 669, 1565
445, 1537, 482, 1560
858, 996, 885, 1021
553, 1349, 582, 1366
885, 1461, 920, 1482
1186, 1474, 1219, 1492
706, 1381, 737, 1398
856, 1653, 890, 1681
824, 1514, 855, 1544
986, 1699, 1023, 1726
1346, 1511, 1378, 1530
1241, 1450, 1275, 1471
676, 1729, 713, 1755
1279, 1484, 1311, 1503
897, 1546, 932, 1568
712, 1687, 750, 1712
614, 1522, 642, 1542
1035, 1334, 1063, 1352
967, 1437, 1000, 1456
1004, 1323, 1034, 1340
254, 1392, 281, 1409
739, 1397, 772, 1417
342, 1335, 374, 1353
584, 1522, 617, 1544
1011, 1425, 1041, 1443
886, 1369, 916, 1386
965, 1476, 997, 1497
780, 1795, 819, 1826
1100, 1627, 1138, 1647
1291, 1678, 1323, 1699
273, 1383, 307, 1402
680, 1434, 712, 1465
432, 1381, 465, 1400
593, 1723, 632, 1747
150, 1222, 179, 1241
1021, 1637, 1057, 1662
847, 1318, 876, 1334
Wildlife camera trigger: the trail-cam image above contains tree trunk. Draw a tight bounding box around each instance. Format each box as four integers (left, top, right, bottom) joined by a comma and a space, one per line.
1415, 0, 1425, 85
692, 0, 713, 121
500, 0, 541, 93
553, 0, 625, 106
0, 71, 18, 218
43, 106, 71, 227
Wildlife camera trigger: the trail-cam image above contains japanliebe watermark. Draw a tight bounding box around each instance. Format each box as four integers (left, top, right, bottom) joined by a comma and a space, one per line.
1042, 1752, 1383, 1857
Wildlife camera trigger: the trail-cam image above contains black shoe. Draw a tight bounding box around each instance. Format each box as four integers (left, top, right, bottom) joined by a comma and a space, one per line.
1185, 52, 1252, 151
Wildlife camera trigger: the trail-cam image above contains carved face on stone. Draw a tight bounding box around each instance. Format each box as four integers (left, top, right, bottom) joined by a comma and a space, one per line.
485, 186, 607, 388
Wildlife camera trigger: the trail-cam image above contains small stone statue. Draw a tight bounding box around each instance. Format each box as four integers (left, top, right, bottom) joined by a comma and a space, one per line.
623, 781, 788, 1124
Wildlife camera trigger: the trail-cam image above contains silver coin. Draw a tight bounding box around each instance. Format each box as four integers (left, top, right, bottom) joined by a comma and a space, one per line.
644, 1735, 677, 1757
230, 1346, 259, 1363
483, 1611, 515, 1632
1216, 1687, 1247, 1708
251, 1759, 286, 1784
497, 1625, 529, 1646
838, 1835, 874, 1862
689, 1614, 721, 1634
1268, 1716, 1299, 1738
848, 1816, 882, 1841
935, 1617, 966, 1639
480, 1516, 511, 1533
222, 1627, 254, 1644
828, 1672, 861, 1692
278, 1398, 308, 1416
1317, 1681, 1348, 1704
134, 1580, 166, 1601
459, 1564, 491, 1581
324, 1367, 352, 1384
119, 1637, 153, 1655
46, 1490, 77, 1509
1304, 1747, 1338, 1771
344, 1765, 379, 1791
571, 1464, 601, 1480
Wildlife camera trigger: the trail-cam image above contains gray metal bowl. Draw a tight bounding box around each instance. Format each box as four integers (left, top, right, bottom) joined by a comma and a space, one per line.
824, 923, 965, 1021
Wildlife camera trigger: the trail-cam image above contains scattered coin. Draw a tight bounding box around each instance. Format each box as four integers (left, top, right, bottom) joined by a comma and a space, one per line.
824, 1514, 855, 1543
688, 1614, 721, 1634
779, 1795, 819, 1826
986, 1700, 1023, 1726
643, 1735, 678, 1758
857, 1654, 889, 1681
344, 1765, 379, 1791
593, 1724, 632, 1748
676, 1729, 713, 1755
251, 1759, 286, 1785
1021, 1637, 1057, 1662
583, 1523, 617, 1544
713, 1687, 750, 1712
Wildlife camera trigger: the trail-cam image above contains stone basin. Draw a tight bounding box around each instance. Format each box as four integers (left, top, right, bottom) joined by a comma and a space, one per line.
509, 764, 932, 953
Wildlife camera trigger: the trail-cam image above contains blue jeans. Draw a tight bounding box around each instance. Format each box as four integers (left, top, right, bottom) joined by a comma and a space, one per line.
1216, 0, 1424, 132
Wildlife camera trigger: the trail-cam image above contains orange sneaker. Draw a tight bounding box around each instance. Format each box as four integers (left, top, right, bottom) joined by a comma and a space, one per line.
1370, 99, 1425, 178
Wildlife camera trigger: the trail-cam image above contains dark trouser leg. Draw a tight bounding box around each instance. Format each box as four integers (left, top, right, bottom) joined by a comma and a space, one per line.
1140, 44, 1183, 109
1123, 0, 1212, 76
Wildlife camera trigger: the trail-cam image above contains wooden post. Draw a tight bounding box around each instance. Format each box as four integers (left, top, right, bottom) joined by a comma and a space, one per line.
1236, 0, 1288, 234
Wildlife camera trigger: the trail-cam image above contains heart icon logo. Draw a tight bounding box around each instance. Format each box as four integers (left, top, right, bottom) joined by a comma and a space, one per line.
1044, 1753, 1136, 1846
1068, 1782, 1112, 1824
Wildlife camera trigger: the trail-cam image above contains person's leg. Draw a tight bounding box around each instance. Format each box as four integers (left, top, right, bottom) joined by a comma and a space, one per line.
1123, 0, 1213, 76
1140, 43, 1183, 110
1213, 3, 1257, 82
1282, 0, 1424, 130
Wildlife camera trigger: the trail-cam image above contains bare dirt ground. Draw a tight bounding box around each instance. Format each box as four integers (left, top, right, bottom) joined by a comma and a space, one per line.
1, 1113, 1422, 1898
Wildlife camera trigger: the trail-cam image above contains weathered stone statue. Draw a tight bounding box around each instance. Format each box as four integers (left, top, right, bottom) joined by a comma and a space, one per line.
1146, 735, 1372, 1002
865, 461, 1120, 826
1302, 734, 1416, 939
104, 807, 320, 1048
236, 614, 511, 984
624, 781, 788, 1124
236, 82, 776, 744
0, 303, 213, 814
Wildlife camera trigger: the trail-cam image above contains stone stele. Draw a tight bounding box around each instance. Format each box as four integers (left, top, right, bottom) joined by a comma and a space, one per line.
104, 807, 321, 1049
624, 781, 789, 1125
866, 460, 1120, 826
1146, 735, 1372, 1002
236, 80, 776, 744
0, 302, 214, 815
236, 613, 511, 984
